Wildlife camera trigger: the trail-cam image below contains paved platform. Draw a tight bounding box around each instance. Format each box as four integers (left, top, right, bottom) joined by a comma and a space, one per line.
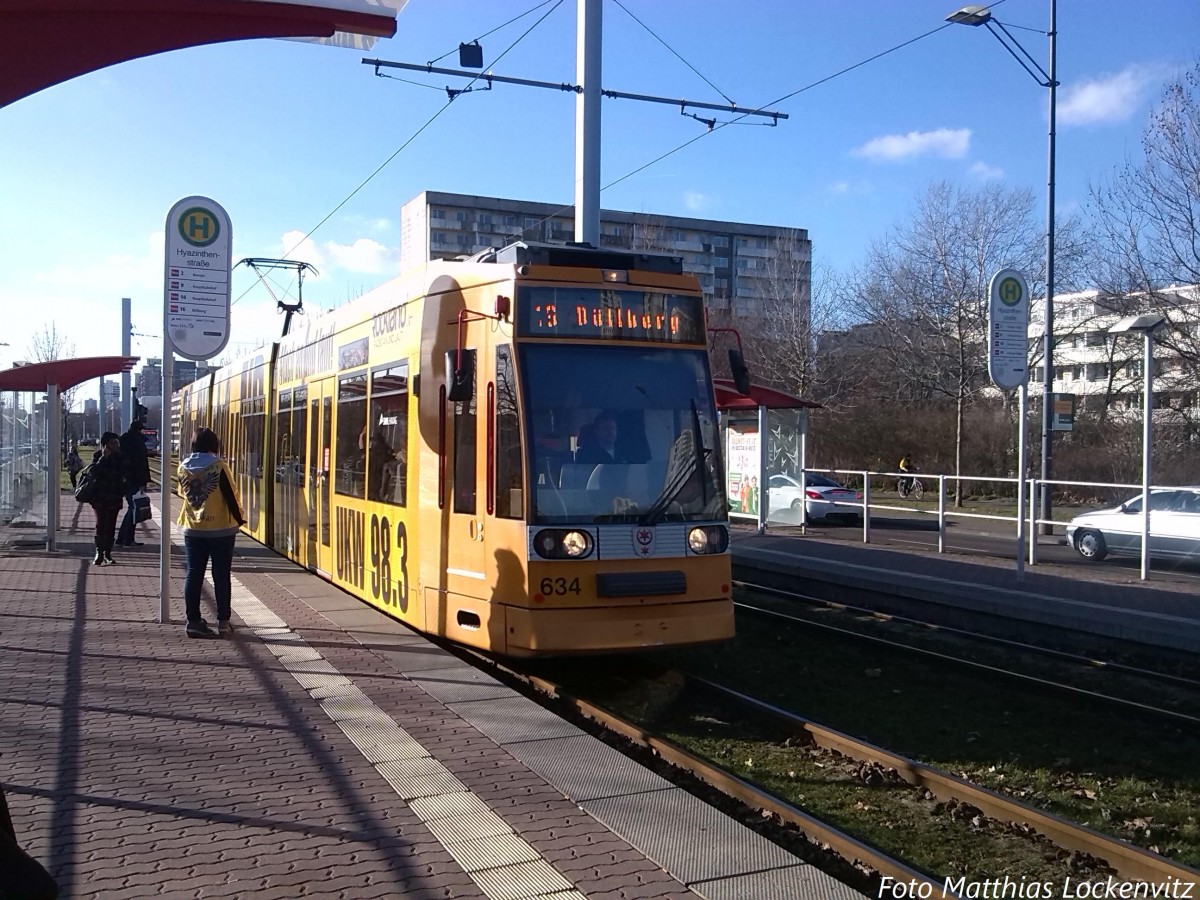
732, 526, 1200, 653
1, 496, 861, 899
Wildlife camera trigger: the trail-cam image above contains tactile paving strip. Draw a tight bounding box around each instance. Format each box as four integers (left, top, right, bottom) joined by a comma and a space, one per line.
163, 522, 594, 900
583, 787, 806, 884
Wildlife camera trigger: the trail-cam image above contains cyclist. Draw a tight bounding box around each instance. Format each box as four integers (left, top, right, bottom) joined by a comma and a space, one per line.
898, 453, 915, 496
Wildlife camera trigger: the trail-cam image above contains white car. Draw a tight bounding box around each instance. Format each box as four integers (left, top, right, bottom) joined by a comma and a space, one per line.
768, 473, 863, 523
1066, 487, 1200, 562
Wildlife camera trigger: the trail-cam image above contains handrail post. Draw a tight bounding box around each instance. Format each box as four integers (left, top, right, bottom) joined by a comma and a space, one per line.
861, 470, 870, 544
1028, 478, 1039, 565
937, 475, 946, 553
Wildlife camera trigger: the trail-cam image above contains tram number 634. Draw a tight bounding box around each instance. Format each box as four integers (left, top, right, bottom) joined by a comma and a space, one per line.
369, 514, 408, 612
540, 577, 581, 596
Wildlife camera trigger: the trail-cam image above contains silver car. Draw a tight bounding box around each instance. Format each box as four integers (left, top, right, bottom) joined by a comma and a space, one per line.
1066, 487, 1200, 562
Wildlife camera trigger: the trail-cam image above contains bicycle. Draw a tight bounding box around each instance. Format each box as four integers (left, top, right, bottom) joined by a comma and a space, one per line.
897, 474, 924, 500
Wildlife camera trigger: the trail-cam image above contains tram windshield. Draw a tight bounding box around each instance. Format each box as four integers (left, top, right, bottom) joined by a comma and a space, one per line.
521, 344, 726, 525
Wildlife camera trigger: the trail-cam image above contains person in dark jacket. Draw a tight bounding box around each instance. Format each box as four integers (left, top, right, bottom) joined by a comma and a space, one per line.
0, 781, 58, 899
117, 420, 151, 547
89, 432, 127, 566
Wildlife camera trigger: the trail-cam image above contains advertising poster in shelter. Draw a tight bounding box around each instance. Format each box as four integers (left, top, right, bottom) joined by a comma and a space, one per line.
725, 422, 760, 518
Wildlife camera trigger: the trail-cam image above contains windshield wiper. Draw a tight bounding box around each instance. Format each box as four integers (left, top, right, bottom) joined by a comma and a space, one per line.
639, 400, 708, 525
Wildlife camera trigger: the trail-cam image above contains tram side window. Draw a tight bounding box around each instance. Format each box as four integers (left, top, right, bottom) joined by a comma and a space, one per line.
275, 391, 292, 483
245, 400, 265, 478
495, 345, 522, 519
368, 362, 408, 506
453, 350, 477, 515
292, 386, 307, 485
336, 373, 367, 498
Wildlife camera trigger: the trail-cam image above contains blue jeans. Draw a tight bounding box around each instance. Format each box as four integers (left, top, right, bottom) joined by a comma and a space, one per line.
117, 484, 144, 545
184, 534, 236, 625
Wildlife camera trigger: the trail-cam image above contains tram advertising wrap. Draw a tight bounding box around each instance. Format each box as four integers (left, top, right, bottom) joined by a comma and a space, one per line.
174, 242, 734, 656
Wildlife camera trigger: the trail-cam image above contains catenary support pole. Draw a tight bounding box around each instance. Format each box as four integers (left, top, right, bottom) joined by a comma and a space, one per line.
574, 0, 601, 246
1039, 0, 1058, 535
122, 297, 132, 427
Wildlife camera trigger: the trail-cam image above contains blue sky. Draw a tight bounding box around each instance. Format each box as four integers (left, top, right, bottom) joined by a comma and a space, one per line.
1, 0, 1197, 387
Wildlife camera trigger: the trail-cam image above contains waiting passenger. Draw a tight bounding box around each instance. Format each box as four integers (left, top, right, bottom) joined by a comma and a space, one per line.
177, 428, 246, 639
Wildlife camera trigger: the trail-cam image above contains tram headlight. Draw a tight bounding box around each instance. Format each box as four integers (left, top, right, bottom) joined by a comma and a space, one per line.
562, 531, 589, 557
533, 529, 594, 560
688, 525, 728, 555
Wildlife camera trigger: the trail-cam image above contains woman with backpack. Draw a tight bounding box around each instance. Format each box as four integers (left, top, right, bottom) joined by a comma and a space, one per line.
176, 428, 245, 639
83, 432, 127, 566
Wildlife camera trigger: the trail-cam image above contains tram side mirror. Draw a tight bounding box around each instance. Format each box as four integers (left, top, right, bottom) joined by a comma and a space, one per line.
445, 349, 475, 403
729, 348, 752, 395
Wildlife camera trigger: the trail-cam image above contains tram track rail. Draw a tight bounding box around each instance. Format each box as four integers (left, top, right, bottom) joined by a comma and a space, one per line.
477, 653, 1200, 893
476, 653, 937, 896
733, 579, 1200, 727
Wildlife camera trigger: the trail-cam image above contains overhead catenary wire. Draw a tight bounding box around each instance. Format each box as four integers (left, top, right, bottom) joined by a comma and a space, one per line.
231, 0, 565, 312
520, 15, 968, 235
610, 0, 733, 105
237, 5, 994, 312
426, 0, 560, 66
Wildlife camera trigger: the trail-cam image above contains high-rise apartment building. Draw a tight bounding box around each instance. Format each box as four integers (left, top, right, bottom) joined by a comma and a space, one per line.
399, 191, 811, 322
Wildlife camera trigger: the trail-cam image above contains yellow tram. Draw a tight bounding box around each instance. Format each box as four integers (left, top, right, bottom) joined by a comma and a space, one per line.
175, 242, 734, 656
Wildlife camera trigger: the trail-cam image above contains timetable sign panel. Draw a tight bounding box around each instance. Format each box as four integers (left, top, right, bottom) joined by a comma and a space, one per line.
163, 196, 232, 361
987, 268, 1030, 391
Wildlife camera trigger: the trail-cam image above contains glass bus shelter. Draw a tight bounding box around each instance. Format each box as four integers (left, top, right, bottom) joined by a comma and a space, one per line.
0, 357, 138, 551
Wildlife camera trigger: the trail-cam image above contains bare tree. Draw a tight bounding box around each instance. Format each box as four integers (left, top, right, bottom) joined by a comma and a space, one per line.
27, 322, 80, 447
1089, 60, 1200, 436
850, 182, 1044, 503
746, 250, 863, 410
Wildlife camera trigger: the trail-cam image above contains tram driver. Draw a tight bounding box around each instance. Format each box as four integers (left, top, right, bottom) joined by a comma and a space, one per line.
575, 411, 623, 465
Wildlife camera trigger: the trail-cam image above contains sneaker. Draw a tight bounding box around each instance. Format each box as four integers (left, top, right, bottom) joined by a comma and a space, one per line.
186, 621, 217, 639
92, 551, 105, 566
104, 553, 115, 565
217, 620, 233, 636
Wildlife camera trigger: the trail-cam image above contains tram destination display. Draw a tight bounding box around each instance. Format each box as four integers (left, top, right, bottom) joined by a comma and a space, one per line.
517, 287, 705, 343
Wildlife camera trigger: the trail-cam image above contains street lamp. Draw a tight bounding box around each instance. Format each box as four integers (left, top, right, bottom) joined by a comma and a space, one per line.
947, 2, 1058, 535
1109, 313, 1167, 581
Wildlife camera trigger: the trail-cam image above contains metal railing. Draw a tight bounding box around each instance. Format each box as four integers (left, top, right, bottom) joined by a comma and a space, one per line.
775, 468, 1181, 582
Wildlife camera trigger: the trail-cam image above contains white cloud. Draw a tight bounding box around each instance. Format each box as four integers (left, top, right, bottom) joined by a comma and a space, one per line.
968, 160, 1004, 181
277, 230, 395, 275
826, 180, 870, 196
683, 191, 708, 212
326, 237, 393, 274
1058, 65, 1164, 126
852, 128, 971, 162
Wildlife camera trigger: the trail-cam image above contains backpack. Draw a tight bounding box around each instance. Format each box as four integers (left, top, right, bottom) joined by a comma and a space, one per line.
74, 463, 98, 504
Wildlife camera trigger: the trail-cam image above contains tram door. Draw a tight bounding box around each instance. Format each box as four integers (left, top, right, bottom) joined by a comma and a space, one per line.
308, 379, 335, 576
448, 348, 486, 582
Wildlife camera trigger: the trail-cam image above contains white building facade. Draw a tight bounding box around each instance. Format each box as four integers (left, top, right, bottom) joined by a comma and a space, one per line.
1030, 285, 1200, 420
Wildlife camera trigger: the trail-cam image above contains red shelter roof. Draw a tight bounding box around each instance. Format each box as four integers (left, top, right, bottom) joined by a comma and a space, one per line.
0, 356, 138, 392
713, 378, 821, 411
1, 0, 399, 108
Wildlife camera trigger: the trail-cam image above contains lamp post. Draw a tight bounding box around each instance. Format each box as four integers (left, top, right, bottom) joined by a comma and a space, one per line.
1109, 313, 1167, 581
947, 3, 1057, 535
